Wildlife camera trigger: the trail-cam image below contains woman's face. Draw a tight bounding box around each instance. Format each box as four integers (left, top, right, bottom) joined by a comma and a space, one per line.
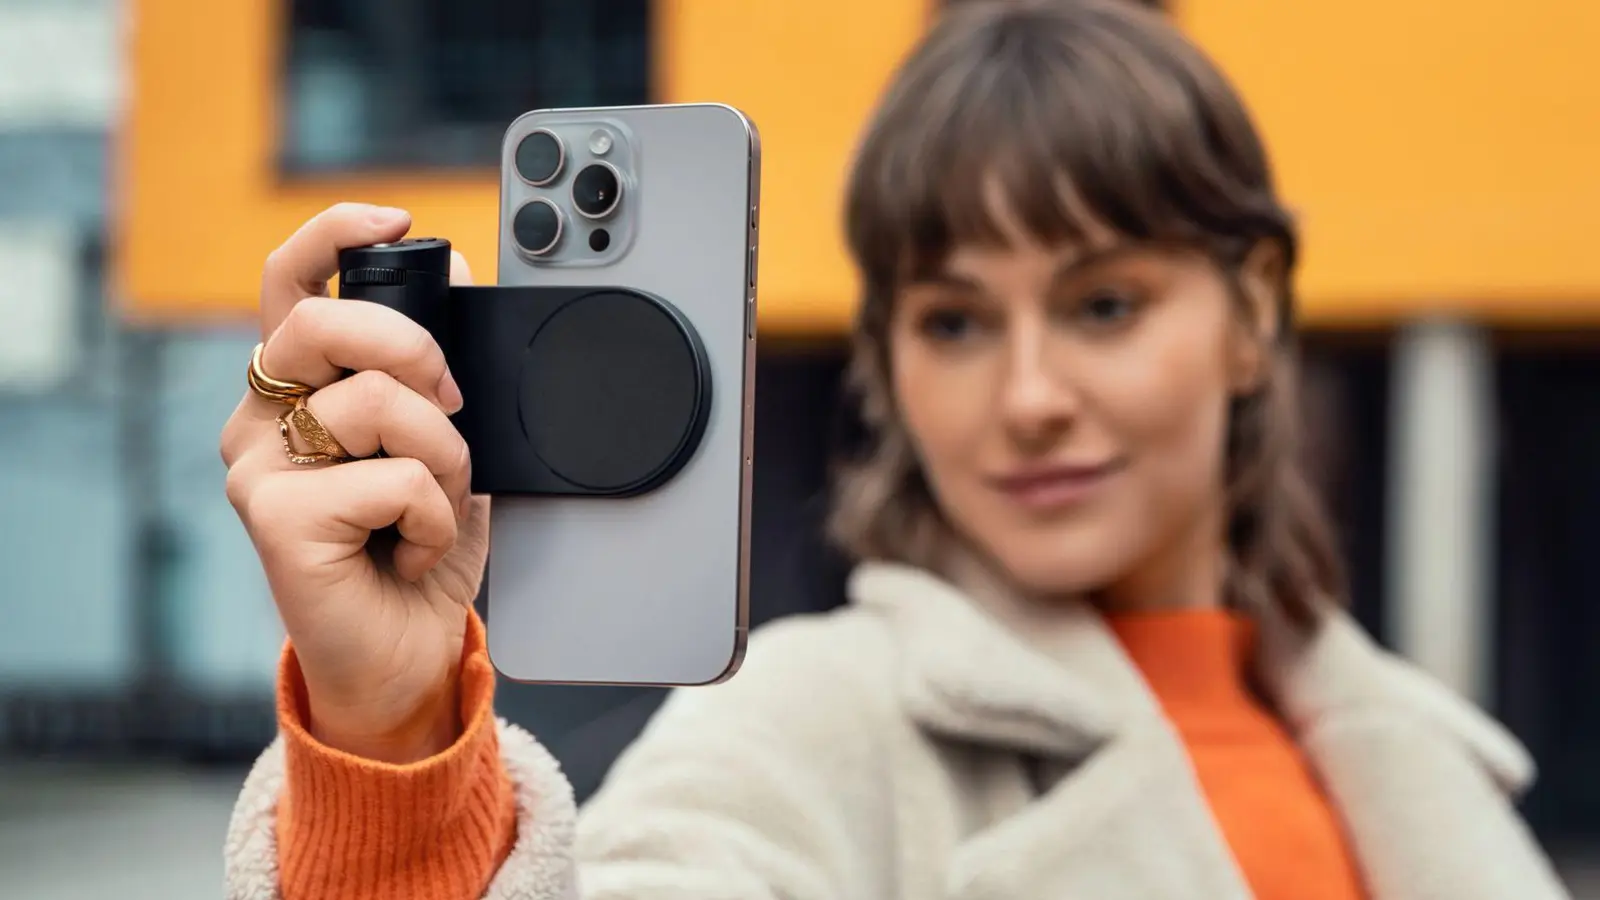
888, 209, 1276, 608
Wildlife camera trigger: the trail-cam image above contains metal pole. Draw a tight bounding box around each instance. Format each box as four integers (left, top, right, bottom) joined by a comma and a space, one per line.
1385, 316, 1496, 706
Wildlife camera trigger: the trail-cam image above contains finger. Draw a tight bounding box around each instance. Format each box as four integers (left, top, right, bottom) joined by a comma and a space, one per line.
260, 296, 459, 412
220, 393, 261, 470
450, 250, 474, 286
260, 203, 412, 338
246, 457, 458, 583
296, 370, 472, 515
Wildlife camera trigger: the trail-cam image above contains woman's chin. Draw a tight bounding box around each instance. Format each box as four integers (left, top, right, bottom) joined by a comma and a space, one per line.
985, 536, 1137, 601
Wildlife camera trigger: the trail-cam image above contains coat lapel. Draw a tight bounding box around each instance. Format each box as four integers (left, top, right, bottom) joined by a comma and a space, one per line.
848, 563, 1254, 900
848, 561, 1569, 900
942, 723, 1253, 900
1255, 605, 1570, 900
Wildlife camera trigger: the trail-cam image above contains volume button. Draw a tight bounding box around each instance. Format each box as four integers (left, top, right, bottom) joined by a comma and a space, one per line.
748, 246, 758, 288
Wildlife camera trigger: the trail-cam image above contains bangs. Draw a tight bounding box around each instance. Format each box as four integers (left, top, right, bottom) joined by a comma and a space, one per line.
845, 0, 1294, 309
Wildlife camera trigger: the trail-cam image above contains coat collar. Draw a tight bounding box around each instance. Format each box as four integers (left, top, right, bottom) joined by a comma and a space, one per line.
846, 558, 1532, 790
846, 560, 1126, 760
846, 560, 1567, 900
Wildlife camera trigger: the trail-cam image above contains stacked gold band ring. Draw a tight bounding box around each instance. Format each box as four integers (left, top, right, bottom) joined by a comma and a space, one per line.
247, 342, 353, 465
247, 342, 314, 404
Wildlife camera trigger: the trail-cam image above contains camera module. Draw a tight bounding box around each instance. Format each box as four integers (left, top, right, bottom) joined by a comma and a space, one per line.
572, 162, 622, 219
513, 198, 563, 257
515, 129, 565, 186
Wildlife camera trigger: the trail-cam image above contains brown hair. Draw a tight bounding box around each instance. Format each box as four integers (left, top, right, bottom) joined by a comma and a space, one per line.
828, 0, 1345, 623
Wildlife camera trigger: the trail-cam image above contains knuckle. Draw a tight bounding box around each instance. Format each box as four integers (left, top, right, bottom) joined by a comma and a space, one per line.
398, 456, 437, 497
261, 244, 291, 286
398, 323, 440, 373
224, 465, 254, 516
280, 296, 333, 347
243, 474, 299, 534
219, 435, 241, 471
219, 411, 248, 468
345, 368, 399, 419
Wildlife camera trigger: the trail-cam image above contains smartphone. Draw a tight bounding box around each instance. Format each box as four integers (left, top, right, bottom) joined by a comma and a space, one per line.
482, 104, 760, 686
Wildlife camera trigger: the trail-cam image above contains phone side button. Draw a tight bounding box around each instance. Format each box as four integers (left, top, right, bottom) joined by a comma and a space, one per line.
746, 291, 756, 338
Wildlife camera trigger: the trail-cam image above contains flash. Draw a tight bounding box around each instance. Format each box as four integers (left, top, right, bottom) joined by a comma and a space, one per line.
588, 129, 614, 155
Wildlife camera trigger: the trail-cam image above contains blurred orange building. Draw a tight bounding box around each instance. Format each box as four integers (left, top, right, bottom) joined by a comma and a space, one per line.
115, 0, 1600, 332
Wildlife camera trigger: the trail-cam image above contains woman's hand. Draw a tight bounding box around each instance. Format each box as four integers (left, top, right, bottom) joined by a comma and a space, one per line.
221, 203, 489, 763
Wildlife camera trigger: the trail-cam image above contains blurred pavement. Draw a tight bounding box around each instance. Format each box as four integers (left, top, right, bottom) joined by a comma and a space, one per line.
0, 763, 243, 899
2, 762, 1600, 898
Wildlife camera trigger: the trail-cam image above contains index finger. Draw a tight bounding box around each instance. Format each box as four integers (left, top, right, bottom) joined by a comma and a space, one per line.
256, 248, 476, 408
260, 203, 413, 338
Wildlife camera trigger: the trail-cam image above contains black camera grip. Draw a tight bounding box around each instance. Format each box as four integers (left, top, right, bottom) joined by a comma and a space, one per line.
336, 237, 454, 352
334, 236, 712, 498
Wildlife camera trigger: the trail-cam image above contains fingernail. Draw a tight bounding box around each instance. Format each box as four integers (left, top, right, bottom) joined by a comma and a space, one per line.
370, 206, 409, 227
438, 369, 464, 413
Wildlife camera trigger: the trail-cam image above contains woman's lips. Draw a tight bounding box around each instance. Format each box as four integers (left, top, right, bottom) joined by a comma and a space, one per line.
987, 459, 1126, 511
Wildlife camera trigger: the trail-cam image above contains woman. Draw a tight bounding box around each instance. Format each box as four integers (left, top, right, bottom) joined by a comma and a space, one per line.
220, 1, 1567, 898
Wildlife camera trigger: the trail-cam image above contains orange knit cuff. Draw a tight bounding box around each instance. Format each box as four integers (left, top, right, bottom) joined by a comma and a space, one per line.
275, 609, 516, 900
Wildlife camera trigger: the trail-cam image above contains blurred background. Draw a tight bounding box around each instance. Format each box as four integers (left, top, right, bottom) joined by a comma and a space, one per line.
1, 0, 1598, 895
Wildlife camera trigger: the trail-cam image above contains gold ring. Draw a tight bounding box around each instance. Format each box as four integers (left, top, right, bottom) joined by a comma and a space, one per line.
278, 396, 352, 465
248, 342, 314, 405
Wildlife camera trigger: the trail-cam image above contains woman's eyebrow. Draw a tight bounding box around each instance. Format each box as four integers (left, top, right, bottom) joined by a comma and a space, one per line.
1049, 243, 1140, 285
906, 269, 982, 290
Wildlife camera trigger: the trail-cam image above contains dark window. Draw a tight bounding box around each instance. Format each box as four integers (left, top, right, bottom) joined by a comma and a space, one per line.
1493, 336, 1600, 842
1298, 334, 1392, 644
279, 0, 651, 172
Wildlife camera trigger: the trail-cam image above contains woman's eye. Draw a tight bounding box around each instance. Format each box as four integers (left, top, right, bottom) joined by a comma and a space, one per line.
918, 308, 978, 341
1075, 288, 1141, 326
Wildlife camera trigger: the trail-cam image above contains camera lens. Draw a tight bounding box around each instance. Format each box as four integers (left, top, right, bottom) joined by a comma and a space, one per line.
513, 198, 563, 257
572, 162, 622, 219
515, 129, 564, 186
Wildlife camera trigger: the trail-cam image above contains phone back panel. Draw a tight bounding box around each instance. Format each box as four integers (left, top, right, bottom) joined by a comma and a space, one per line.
485, 104, 758, 685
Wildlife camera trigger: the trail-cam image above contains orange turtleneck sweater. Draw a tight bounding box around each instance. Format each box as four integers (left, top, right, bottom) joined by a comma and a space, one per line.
275, 608, 1369, 899
1106, 608, 1368, 900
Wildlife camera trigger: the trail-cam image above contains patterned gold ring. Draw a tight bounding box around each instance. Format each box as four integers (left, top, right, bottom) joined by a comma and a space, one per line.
248, 342, 314, 406
278, 396, 352, 465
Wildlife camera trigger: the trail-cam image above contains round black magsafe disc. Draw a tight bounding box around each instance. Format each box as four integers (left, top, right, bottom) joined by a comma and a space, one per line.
519, 290, 710, 494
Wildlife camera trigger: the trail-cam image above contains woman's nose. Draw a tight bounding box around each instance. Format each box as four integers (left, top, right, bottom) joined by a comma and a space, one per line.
999, 327, 1077, 445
